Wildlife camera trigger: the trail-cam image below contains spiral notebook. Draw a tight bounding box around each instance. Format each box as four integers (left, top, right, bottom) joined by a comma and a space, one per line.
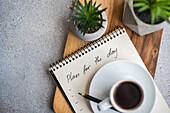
49, 26, 169, 113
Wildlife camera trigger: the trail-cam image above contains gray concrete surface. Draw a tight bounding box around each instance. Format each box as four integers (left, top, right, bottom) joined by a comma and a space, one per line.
0, 0, 71, 112
154, 24, 170, 107
0, 0, 169, 113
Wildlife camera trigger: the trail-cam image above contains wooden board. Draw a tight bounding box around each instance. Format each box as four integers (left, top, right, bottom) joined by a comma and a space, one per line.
53, 0, 163, 113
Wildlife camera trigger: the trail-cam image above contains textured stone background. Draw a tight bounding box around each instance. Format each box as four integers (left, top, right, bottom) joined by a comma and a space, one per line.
154, 24, 170, 108
0, 0, 169, 113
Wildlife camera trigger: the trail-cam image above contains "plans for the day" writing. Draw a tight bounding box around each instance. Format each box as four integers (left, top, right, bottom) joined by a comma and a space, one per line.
66, 47, 118, 83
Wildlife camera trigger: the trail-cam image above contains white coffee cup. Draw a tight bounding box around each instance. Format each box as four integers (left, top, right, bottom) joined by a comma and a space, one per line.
97, 79, 144, 112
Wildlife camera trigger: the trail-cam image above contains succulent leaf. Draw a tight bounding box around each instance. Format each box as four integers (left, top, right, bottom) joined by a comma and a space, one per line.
138, 5, 149, 12
95, 4, 102, 10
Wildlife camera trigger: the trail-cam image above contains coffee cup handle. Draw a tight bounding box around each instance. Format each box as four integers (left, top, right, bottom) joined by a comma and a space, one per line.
98, 98, 112, 111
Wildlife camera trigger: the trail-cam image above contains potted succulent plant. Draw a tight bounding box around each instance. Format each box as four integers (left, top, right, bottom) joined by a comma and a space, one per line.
123, 0, 170, 36
69, 0, 107, 41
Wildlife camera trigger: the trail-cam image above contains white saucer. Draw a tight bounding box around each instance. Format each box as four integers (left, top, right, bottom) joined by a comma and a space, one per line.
89, 60, 156, 113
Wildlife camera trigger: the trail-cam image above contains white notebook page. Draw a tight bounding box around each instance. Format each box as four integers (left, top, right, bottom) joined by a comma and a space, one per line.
50, 28, 169, 113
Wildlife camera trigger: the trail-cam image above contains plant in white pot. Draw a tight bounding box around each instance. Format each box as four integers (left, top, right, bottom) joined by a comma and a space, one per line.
69, 0, 107, 41
123, 0, 170, 36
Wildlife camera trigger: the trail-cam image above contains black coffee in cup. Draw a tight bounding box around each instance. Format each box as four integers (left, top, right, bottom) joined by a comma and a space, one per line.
114, 81, 143, 109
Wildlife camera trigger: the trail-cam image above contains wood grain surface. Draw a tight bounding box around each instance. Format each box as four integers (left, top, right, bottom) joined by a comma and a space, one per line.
53, 0, 163, 112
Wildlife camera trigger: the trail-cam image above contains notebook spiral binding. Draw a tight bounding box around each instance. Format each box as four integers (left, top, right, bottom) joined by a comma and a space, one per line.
49, 25, 125, 72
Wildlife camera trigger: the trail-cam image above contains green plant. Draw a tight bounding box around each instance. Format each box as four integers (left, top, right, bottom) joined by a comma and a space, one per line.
133, 0, 170, 24
69, 0, 107, 35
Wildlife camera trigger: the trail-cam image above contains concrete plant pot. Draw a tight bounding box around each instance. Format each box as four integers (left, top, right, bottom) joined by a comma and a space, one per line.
70, 8, 107, 41
123, 0, 167, 36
